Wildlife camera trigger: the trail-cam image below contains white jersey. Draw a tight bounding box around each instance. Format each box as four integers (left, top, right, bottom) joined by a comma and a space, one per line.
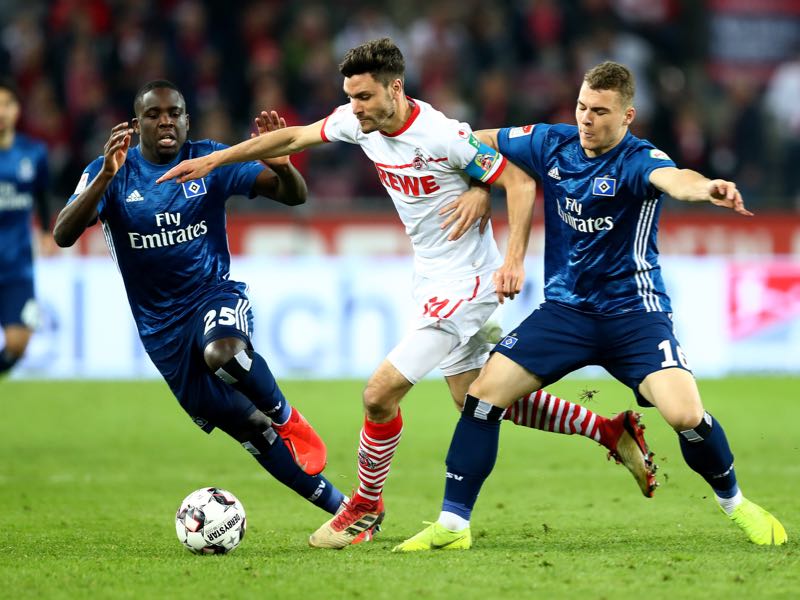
321, 98, 506, 280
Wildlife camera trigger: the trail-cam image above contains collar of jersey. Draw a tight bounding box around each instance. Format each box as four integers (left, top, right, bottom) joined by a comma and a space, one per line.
380, 97, 420, 138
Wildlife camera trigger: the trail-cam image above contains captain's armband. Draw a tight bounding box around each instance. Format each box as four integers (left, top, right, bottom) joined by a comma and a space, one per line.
463, 143, 507, 185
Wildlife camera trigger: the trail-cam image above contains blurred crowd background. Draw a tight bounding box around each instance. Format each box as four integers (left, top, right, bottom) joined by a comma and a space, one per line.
1, 0, 799, 214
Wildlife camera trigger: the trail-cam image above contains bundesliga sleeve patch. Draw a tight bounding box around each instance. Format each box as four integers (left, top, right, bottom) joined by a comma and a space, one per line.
649, 148, 671, 160
508, 125, 534, 138
74, 172, 89, 194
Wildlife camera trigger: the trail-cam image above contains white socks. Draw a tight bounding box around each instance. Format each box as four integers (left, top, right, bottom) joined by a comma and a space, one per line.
716, 489, 743, 515
438, 511, 470, 531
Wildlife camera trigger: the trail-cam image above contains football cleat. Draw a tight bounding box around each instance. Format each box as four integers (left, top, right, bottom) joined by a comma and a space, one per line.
392, 521, 471, 552
273, 407, 327, 476
309, 496, 385, 549
351, 523, 381, 545
725, 498, 787, 545
605, 411, 658, 498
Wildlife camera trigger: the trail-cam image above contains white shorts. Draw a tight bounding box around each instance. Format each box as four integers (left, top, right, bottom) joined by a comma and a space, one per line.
386, 270, 499, 383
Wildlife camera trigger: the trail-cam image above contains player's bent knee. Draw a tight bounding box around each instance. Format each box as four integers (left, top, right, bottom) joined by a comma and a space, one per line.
3, 327, 33, 356
666, 405, 706, 432
203, 338, 248, 372
208, 347, 253, 384
362, 384, 397, 420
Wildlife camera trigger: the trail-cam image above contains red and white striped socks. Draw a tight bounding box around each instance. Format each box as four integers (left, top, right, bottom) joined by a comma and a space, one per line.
352, 411, 403, 504
505, 390, 607, 444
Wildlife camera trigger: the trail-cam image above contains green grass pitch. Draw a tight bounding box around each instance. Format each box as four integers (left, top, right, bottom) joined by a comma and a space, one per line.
2, 377, 798, 599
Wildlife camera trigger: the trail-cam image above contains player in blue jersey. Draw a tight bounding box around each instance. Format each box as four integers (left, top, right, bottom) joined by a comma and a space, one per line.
396, 61, 787, 551
0, 77, 53, 377
51, 80, 373, 538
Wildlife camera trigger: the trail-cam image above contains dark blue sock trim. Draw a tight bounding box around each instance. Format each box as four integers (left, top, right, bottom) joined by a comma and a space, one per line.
442, 500, 471, 520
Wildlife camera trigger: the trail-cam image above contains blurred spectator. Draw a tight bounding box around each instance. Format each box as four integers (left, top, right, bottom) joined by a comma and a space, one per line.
764, 51, 800, 208
0, 0, 796, 211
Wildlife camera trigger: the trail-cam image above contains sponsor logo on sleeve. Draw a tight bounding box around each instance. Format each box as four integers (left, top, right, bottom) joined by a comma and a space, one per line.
650, 148, 671, 160
74, 172, 89, 194
592, 176, 617, 197
467, 133, 481, 149
181, 178, 208, 199
509, 124, 534, 138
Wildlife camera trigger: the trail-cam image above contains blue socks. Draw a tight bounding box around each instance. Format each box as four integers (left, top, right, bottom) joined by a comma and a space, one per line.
441, 394, 505, 521
679, 412, 739, 498
228, 351, 292, 424
241, 426, 343, 514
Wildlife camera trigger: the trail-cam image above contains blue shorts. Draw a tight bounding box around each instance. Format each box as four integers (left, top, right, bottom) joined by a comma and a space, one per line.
147, 288, 264, 433
0, 278, 35, 328
493, 301, 693, 406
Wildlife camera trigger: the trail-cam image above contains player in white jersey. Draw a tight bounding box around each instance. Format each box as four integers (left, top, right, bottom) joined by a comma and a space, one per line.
159, 38, 656, 549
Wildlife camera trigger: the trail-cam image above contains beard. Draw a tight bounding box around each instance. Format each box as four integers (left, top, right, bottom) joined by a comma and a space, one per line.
359, 97, 396, 133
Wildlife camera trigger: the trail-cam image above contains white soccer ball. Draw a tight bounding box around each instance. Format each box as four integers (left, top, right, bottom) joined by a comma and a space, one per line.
175, 487, 246, 555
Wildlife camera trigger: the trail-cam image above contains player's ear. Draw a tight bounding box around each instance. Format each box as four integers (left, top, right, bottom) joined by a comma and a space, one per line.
623, 106, 636, 126
131, 117, 140, 134
185, 113, 190, 133
391, 78, 403, 97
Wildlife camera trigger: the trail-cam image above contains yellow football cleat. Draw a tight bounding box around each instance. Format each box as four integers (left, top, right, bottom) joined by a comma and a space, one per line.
725, 498, 787, 545
392, 521, 471, 552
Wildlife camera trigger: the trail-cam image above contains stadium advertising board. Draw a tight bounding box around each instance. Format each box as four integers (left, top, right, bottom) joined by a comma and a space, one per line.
6, 256, 800, 379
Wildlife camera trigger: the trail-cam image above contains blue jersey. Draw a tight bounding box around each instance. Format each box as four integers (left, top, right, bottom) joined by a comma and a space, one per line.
498, 123, 677, 314
69, 141, 263, 350
0, 134, 48, 283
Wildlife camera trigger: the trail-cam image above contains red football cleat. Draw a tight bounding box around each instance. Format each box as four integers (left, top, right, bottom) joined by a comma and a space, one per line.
604, 411, 658, 498
309, 496, 385, 549
273, 407, 327, 476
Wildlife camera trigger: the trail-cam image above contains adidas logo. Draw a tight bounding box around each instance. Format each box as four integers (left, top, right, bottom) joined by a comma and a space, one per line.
126, 190, 144, 202
548, 167, 561, 180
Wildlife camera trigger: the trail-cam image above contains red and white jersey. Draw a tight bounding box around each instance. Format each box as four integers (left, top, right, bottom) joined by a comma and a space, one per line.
321, 98, 505, 280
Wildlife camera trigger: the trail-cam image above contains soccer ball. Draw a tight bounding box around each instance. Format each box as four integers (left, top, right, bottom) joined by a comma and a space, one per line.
175, 487, 246, 554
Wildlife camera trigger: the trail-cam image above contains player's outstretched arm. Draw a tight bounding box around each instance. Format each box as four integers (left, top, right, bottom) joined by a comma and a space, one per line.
157, 120, 327, 185
488, 161, 536, 303
53, 122, 133, 247
249, 110, 308, 206
649, 167, 753, 216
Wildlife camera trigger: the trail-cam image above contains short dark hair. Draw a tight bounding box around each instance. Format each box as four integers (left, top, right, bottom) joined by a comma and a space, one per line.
584, 61, 635, 107
338, 38, 405, 85
133, 80, 182, 112
0, 76, 21, 103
